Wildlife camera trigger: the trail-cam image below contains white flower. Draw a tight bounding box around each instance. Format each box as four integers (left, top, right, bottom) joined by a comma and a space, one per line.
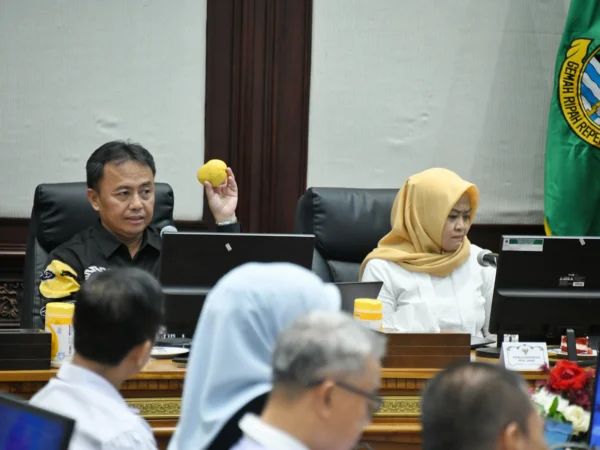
532, 388, 569, 414
563, 405, 591, 434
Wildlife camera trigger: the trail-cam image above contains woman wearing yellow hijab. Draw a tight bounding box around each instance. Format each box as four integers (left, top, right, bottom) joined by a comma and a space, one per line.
360, 168, 496, 337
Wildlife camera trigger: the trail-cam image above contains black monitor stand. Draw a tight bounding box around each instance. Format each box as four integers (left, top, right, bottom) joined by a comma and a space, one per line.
565, 328, 577, 362
475, 329, 579, 362
475, 333, 504, 359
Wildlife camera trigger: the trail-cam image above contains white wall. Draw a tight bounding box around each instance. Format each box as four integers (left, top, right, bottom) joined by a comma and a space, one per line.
308, 0, 570, 224
0, 0, 206, 220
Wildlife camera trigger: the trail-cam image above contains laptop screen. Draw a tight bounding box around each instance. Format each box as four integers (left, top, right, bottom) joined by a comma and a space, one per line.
159, 232, 316, 335
0, 394, 74, 450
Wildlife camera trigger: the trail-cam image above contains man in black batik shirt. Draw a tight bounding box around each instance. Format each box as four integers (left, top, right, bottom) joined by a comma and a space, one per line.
39, 140, 240, 318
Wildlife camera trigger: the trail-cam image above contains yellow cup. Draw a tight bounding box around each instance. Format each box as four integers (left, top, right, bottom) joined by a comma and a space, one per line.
353, 298, 382, 330
45, 303, 75, 368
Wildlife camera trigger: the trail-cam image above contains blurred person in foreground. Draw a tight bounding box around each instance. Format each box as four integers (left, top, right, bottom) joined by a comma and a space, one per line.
169, 263, 342, 450
230, 310, 387, 450
421, 361, 548, 450
31, 268, 163, 450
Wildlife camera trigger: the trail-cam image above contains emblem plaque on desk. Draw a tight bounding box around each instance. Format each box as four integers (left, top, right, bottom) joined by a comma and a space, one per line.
499, 342, 549, 371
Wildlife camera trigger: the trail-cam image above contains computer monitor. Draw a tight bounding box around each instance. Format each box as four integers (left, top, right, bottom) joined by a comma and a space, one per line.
334, 281, 383, 313
158, 232, 316, 335
0, 392, 74, 450
478, 235, 600, 359
589, 351, 600, 448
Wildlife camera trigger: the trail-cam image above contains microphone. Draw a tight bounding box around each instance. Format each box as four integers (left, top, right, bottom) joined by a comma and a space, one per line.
477, 251, 498, 268
160, 225, 178, 239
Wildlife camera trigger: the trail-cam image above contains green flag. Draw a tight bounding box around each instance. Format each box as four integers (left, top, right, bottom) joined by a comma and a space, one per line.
545, 1, 600, 236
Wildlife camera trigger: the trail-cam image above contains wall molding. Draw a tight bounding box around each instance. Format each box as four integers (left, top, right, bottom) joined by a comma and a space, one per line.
0, 218, 207, 327
0, 216, 544, 327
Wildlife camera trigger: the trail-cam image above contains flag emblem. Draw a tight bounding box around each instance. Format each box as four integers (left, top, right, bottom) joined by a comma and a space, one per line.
558, 39, 600, 147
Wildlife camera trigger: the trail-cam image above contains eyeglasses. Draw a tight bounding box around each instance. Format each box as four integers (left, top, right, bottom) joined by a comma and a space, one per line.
305, 379, 383, 416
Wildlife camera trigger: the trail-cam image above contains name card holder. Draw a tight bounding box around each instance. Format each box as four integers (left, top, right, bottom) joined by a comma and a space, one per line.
499, 342, 549, 371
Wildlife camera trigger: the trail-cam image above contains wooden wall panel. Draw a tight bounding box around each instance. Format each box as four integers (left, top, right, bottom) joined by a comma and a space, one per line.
204, 0, 313, 233
0, 219, 27, 327
0, 219, 206, 328
0, 217, 543, 328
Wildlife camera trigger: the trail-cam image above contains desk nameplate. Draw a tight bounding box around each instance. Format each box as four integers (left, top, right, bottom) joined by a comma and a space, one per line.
500, 342, 548, 371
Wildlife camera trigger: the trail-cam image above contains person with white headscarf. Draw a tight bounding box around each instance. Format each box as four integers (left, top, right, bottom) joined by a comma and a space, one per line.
168, 262, 342, 450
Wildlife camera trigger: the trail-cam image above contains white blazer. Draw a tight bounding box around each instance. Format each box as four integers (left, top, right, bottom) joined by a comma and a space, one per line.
362, 244, 496, 337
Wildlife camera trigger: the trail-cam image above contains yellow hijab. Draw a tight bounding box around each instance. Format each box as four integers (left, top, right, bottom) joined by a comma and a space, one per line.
359, 168, 479, 279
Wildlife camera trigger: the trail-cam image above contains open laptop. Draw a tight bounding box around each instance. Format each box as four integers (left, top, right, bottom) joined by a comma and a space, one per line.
158, 232, 315, 337
171, 280, 384, 365
0, 392, 75, 450
334, 281, 383, 313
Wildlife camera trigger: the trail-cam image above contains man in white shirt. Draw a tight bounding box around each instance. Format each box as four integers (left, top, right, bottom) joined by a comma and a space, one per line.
230, 311, 387, 450
31, 267, 163, 449
421, 361, 548, 450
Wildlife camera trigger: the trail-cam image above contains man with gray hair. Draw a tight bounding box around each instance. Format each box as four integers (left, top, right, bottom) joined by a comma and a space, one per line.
230, 310, 387, 450
421, 361, 548, 450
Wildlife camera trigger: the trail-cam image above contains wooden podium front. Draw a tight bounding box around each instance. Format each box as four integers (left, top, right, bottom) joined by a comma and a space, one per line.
0, 354, 547, 450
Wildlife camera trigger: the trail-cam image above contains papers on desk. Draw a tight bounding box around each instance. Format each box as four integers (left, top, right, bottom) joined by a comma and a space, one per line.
151, 346, 189, 359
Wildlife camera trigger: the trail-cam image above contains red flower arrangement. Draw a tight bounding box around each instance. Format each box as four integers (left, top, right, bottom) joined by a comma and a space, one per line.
533, 361, 596, 437
541, 361, 596, 410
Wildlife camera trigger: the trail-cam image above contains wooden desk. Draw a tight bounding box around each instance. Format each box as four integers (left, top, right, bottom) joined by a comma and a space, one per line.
0, 359, 185, 449
0, 356, 547, 450
362, 359, 546, 450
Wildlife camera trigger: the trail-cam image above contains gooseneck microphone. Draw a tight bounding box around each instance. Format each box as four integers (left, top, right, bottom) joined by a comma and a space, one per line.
160, 225, 178, 239
477, 251, 498, 268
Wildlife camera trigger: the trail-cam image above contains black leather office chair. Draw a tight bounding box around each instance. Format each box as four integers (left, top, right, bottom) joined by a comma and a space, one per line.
21, 182, 174, 329
294, 187, 398, 282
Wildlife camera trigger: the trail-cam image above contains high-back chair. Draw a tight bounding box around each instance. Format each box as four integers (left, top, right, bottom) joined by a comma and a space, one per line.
294, 187, 397, 282
21, 182, 174, 329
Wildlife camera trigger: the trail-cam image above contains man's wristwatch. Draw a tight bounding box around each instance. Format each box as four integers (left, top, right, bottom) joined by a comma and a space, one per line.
216, 218, 238, 227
